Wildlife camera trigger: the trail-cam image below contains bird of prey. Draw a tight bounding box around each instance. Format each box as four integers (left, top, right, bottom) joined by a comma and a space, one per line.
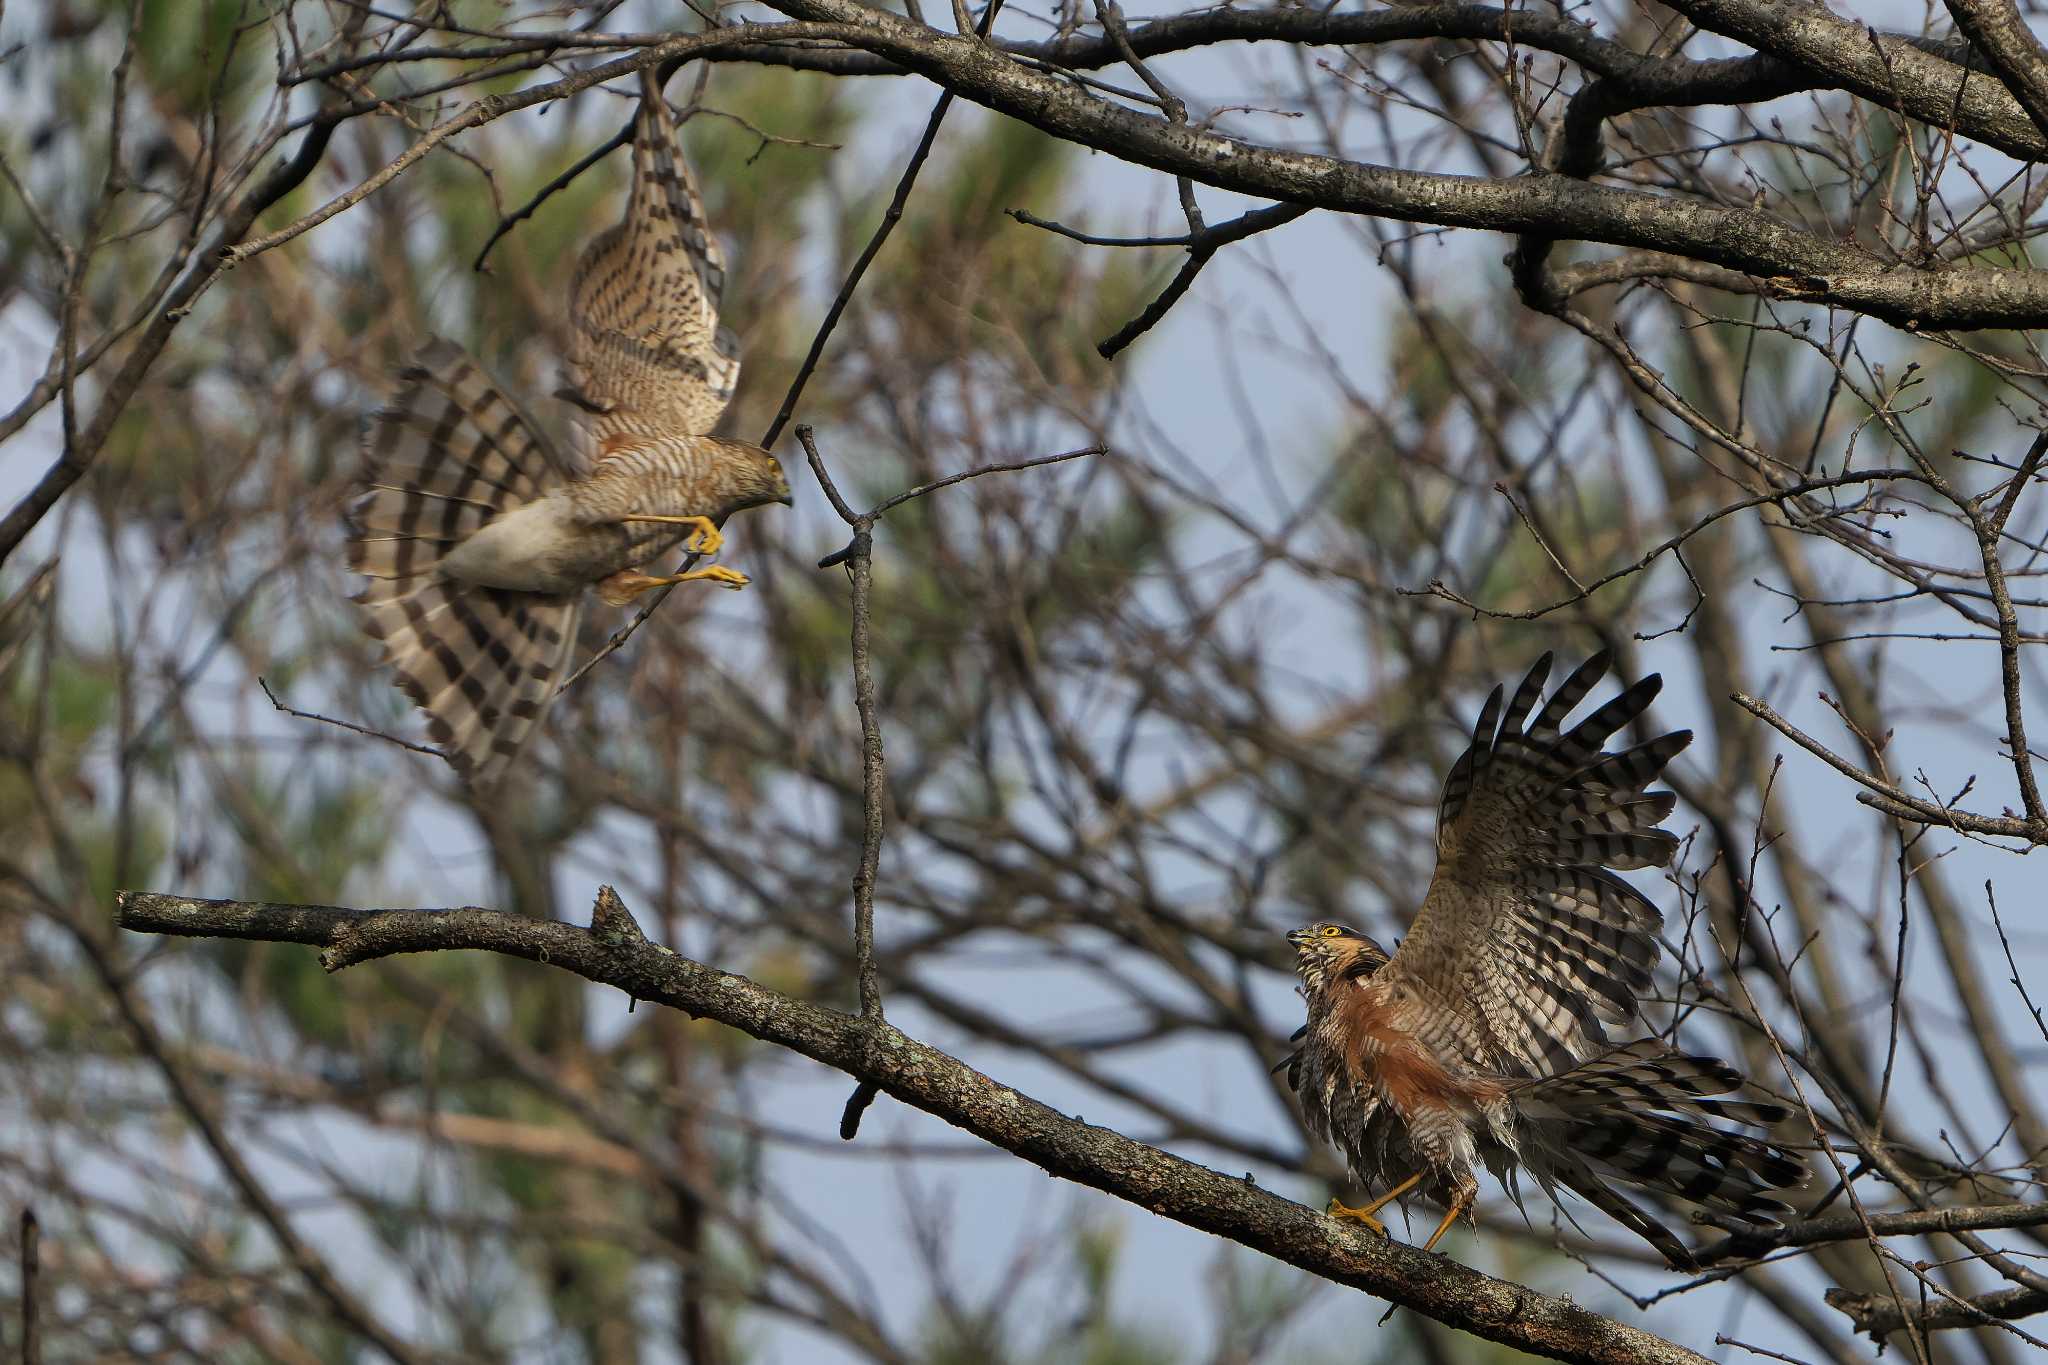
1283, 653, 1805, 1268
346, 67, 790, 781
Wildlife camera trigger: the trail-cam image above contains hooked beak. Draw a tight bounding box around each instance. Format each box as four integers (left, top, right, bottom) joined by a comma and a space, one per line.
1285, 927, 1311, 947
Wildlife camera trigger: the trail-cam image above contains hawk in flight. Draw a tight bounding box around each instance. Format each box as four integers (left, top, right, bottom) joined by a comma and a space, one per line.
346, 68, 789, 781
1284, 653, 1805, 1268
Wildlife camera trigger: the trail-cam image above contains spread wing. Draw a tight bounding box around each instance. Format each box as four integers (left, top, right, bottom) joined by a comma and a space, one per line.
1377, 653, 1692, 1080
564, 68, 740, 450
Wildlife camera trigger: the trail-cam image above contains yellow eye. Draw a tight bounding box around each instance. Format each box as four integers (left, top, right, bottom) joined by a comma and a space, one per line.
1320, 925, 1343, 938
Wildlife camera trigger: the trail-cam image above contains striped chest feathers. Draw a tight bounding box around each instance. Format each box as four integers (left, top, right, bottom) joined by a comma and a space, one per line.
1313, 978, 1504, 1120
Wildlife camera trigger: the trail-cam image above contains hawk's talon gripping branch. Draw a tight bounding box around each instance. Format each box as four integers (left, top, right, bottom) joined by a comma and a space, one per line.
1324, 1199, 1389, 1236
1326, 1169, 1423, 1238
1421, 1188, 1474, 1254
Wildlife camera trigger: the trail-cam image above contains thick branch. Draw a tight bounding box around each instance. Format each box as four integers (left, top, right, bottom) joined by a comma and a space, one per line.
713, 4, 1956, 124
1698, 1201, 2048, 1262
1663, 0, 2046, 160
1827, 1282, 2048, 1341
113, 888, 1713, 1365
1944, 0, 2048, 147
757, 0, 2048, 331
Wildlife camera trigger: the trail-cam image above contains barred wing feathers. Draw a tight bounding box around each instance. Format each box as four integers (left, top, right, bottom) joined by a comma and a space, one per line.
346, 340, 580, 782
1381, 653, 1692, 1079
566, 67, 740, 445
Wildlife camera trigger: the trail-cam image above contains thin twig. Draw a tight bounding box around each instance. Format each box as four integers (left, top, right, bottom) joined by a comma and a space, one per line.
800, 428, 885, 1020
473, 119, 633, 273
1089, 201, 1310, 358
257, 676, 447, 763
1986, 882, 2048, 1045
872, 444, 1105, 516
20, 1208, 39, 1365
798, 425, 1102, 1134
758, 2, 1007, 452
1406, 469, 1918, 622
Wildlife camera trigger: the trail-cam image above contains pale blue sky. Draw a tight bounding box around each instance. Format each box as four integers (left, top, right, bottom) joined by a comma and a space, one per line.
6, 4, 2048, 1361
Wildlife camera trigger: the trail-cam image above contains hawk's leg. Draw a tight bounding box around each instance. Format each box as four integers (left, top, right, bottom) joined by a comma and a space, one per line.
597, 566, 749, 604
1326, 1170, 1426, 1236
1420, 1185, 1475, 1254
618, 514, 723, 557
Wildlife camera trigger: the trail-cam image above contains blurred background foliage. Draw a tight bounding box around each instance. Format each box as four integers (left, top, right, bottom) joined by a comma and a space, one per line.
4, 2, 2046, 1364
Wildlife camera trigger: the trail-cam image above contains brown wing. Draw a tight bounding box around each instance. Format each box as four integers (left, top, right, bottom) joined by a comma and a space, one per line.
564, 68, 740, 450
1376, 653, 1692, 1079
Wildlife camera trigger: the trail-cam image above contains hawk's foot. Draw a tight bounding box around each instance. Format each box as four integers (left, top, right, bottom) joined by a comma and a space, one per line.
597, 565, 749, 605
1325, 1168, 1425, 1238
618, 513, 723, 557
1421, 1187, 1475, 1254
1325, 1198, 1388, 1236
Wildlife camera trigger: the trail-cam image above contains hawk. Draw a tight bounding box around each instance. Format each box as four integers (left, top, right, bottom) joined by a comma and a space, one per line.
346, 68, 790, 781
1284, 653, 1805, 1268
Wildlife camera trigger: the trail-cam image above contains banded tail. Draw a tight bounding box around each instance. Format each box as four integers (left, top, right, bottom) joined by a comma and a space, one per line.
346, 340, 580, 782
1513, 1042, 1807, 1268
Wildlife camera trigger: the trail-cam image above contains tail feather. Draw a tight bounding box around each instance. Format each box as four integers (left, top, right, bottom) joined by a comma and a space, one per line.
1516, 1044, 1808, 1266
1565, 1175, 1700, 1271
348, 338, 566, 571
347, 341, 580, 781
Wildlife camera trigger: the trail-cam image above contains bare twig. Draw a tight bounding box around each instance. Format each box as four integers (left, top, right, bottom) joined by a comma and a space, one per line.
472, 119, 634, 274
799, 427, 886, 1024
1410, 471, 1917, 623
1734, 690, 2048, 843
871, 443, 1105, 517
758, 3, 1006, 452
799, 427, 889, 1138
257, 676, 447, 763
20, 1208, 39, 1365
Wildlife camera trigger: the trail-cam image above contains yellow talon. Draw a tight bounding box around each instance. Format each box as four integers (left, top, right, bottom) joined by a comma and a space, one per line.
618, 513, 724, 557
689, 565, 748, 590
596, 565, 749, 605
1326, 1198, 1388, 1236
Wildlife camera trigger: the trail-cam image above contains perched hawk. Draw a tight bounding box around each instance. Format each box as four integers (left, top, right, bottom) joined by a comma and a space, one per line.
346, 68, 790, 781
1284, 653, 1805, 1268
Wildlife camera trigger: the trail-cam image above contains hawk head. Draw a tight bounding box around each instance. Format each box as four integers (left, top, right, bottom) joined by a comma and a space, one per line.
1286, 922, 1392, 993
711, 441, 794, 515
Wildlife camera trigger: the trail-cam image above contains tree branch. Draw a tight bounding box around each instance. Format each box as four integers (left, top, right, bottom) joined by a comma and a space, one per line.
113, 888, 1716, 1365
1943, 0, 2048, 147
756, 0, 2048, 332
1827, 1282, 2048, 1342
1662, 0, 2043, 159
1697, 1200, 2048, 1262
